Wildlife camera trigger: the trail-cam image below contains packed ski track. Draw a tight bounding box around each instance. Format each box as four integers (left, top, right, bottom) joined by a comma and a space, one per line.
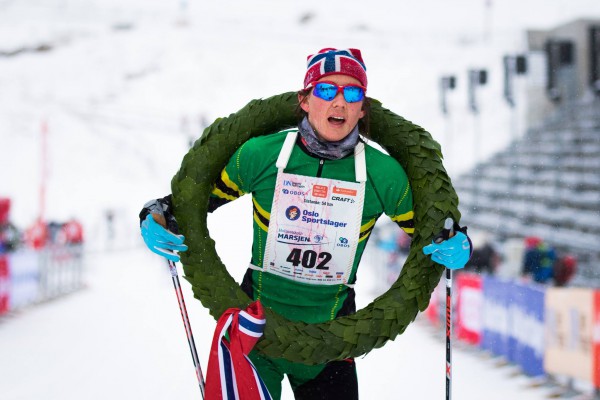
2, 0, 600, 398
0, 241, 559, 399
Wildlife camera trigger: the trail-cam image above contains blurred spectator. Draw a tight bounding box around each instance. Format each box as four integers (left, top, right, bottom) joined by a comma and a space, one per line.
395, 230, 411, 255
47, 221, 63, 244
553, 254, 577, 287
23, 218, 85, 249
380, 231, 412, 284
0, 221, 20, 253
372, 222, 397, 254
57, 219, 84, 245
0, 198, 9, 224
105, 209, 115, 241
464, 240, 499, 275
372, 222, 405, 286
24, 219, 49, 249
0, 198, 21, 253
522, 236, 557, 284
0, 198, 8, 223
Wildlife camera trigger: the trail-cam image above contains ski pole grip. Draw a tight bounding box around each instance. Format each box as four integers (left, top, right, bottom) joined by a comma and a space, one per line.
435, 218, 455, 243
151, 213, 168, 229
444, 218, 455, 239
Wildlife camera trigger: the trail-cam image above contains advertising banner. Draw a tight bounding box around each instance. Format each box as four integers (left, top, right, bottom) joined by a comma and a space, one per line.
481, 276, 512, 358
8, 250, 40, 310
0, 255, 9, 315
455, 273, 483, 345
510, 282, 545, 377
544, 287, 593, 382
593, 291, 600, 388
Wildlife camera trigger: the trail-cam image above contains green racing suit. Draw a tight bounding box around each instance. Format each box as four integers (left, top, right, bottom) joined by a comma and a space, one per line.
209, 128, 414, 398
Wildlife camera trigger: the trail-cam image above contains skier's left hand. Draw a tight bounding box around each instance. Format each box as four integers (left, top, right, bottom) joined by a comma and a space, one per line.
422, 226, 472, 270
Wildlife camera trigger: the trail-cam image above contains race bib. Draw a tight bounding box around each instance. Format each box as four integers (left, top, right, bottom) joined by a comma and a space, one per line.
263, 171, 365, 285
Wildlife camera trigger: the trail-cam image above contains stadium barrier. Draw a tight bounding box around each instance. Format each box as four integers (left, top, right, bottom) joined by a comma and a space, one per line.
545, 287, 595, 385
455, 273, 482, 345
424, 272, 598, 389
0, 245, 84, 316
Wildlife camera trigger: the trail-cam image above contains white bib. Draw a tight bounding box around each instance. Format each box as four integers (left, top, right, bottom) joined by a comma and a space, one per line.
261, 131, 366, 286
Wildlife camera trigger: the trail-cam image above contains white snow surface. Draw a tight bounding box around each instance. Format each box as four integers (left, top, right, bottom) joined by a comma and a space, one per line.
1, 0, 600, 399
0, 245, 562, 400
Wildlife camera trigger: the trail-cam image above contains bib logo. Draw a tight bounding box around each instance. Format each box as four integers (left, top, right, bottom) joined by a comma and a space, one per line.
284, 180, 304, 188
283, 188, 305, 196
333, 186, 357, 196
337, 237, 350, 248
313, 234, 325, 244
312, 184, 328, 198
285, 206, 301, 221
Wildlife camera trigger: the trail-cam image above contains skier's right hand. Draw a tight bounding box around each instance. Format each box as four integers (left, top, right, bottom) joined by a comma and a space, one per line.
140, 214, 188, 262
139, 196, 187, 262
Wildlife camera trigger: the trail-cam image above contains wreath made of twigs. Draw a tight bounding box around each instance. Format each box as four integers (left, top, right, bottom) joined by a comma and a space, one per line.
171, 92, 460, 365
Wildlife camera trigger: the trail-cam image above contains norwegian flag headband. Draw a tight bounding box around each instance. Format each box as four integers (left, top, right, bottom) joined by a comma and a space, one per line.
304, 48, 368, 89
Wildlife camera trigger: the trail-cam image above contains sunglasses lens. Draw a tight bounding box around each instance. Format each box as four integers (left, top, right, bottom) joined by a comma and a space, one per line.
343, 86, 365, 103
313, 83, 365, 103
313, 83, 338, 101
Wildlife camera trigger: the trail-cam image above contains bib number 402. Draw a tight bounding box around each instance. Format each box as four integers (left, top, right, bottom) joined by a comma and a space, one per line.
286, 248, 332, 270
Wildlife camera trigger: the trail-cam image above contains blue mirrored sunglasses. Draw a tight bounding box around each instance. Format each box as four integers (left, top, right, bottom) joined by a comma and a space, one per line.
311, 81, 366, 103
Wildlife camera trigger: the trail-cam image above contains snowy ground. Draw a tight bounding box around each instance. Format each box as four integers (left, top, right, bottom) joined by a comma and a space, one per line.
2, 0, 600, 399
0, 243, 562, 400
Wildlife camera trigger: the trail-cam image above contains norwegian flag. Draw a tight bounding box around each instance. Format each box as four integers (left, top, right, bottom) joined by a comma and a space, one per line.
205, 301, 272, 400
304, 48, 367, 88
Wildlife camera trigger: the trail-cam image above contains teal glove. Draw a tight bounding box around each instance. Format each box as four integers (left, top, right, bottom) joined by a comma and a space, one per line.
423, 231, 471, 270
140, 214, 188, 262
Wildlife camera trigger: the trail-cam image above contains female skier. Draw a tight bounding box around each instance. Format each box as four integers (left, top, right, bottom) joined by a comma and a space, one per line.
140, 47, 471, 400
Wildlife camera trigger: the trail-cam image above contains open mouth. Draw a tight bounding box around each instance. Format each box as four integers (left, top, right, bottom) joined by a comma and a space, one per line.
328, 116, 345, 125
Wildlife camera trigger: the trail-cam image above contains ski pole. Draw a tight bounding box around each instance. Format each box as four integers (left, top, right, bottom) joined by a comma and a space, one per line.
167, 259, 206, 399
152, 213, 205, 398
439, 218, 455, 400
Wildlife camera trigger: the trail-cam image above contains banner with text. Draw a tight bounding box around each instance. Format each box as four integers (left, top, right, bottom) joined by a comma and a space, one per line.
455, 273, 483, 345
481, 276, 513, 359
510, 282, 545, 377
0, 255, 9, 315
544, 287, 594, 382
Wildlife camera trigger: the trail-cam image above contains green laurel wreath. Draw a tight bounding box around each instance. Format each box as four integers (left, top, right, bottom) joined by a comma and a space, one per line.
170, 92, 460, 365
